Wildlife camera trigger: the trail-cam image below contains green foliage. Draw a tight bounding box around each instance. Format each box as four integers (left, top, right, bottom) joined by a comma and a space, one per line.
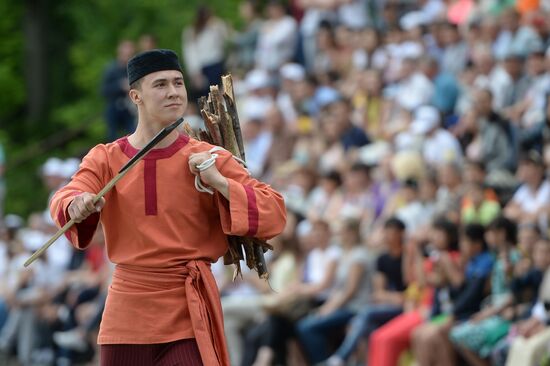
0, 1, 25, 122
3, 0, 242, 218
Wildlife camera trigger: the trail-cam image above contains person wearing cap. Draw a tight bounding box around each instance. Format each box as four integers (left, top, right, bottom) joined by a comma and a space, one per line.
41, 158, 69, 198
276, 63, 305, 125
49, 49, 286, 366
409, 105, 463, 167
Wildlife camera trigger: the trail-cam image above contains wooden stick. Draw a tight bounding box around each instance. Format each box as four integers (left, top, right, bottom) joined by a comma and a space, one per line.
24, 118, 185, 267
223, 94, 246, 161
221, 75, 235, 101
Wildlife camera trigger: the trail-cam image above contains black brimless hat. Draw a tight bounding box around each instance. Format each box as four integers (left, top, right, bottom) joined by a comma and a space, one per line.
127, 49, 183, 85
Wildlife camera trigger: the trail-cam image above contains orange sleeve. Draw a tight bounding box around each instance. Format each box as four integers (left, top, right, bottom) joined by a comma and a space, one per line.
49, 145, 110, 249
213, 150, 286, 239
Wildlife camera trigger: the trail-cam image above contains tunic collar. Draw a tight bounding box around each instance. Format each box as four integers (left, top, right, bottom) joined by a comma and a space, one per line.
116, 133, 189, 160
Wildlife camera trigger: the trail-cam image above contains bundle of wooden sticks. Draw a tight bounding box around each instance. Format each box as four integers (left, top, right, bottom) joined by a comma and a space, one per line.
183, 74, 272, 279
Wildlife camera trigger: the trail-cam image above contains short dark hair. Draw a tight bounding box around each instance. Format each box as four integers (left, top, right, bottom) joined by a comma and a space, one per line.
520, 150, 544, 167
463, 223, 487, 251
465, 159, 486, 172
432, 217, 459, 251
487, 216, 517, 244
323, 170, 342, 186
130, 79, 142, 90
384, 217, 406, 231
403, 178, 419, 191
350, 162, 371, 175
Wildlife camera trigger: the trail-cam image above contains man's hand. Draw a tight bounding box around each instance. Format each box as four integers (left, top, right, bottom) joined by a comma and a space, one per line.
68, 193, 105, 223
188, 152, 229, 197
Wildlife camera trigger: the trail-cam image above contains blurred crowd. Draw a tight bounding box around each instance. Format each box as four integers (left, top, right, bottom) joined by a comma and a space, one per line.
4, 0, 550, 365
0, 158, 109, 366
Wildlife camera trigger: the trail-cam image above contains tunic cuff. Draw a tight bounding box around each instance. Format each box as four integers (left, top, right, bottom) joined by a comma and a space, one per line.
215, 179, 258, 237
58, 193, 99, 249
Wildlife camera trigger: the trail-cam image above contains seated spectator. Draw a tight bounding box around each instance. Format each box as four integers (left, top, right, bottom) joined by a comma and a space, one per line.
450, 217, 519, 365
182, 6, 228, 97
325, 217, 407, 366
457, 88, 517, 176
240, 226, 304, 366
366, 217, 460, 366
461, 182, 501, 225
516, 222, 541, 261
412, 223, 494, 366
511, 238, 550, 320
409, 105, 463, 167
492, 255, 550, 366
255, 0, 297, 72
504, 150, 550, 231
293, 219, 372, 365
349, 69, 386, 141
493, 8, 544, 62
461, 160, 499, 205
306, 170, 342, 222
324, 163, 375, 227
434, 162, 464, 222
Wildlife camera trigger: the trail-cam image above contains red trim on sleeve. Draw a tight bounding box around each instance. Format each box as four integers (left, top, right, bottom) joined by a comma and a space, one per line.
58, 192, 100, 248
57, 207, 72, 241
58, 192, 81, 241
144, 160, 157, 215
244, 185, 259, 237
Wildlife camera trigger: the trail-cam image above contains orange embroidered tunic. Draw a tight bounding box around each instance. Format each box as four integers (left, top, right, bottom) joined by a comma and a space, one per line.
49, 134, 286, 365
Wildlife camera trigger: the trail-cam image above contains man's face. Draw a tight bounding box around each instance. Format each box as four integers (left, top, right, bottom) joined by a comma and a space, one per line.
383, 227, 402, 248
517, 161, 544, 185
473, 89, 492, 116
118, 41, 135, 64
132, 70, 187, 125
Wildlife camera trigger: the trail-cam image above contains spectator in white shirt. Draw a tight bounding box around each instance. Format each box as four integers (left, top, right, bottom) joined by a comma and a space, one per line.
505, 150, 550, 231
182, 5, 228, 96
393, 58, 435, 112
255, 1, 298, 71
493, 8, 544, 61
410, 105, 463, 167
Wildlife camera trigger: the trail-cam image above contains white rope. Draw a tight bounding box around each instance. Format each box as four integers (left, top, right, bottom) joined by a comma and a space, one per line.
194, 147, 249, 195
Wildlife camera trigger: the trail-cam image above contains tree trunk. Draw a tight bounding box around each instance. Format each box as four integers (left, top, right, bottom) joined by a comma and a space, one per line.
24, 0, 48, 123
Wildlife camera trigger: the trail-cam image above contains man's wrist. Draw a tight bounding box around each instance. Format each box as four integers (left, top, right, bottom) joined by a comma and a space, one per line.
212, 177, 230, 198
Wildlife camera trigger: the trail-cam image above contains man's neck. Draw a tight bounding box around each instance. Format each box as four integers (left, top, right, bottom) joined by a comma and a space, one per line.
129, 118, 179, 149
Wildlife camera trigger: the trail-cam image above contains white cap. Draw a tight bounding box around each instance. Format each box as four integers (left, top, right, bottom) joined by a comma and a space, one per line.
62, 158, 80, 179
400, 11, 427, 31
358, 141, 392, 166
42, 157, 64, 177
19, 229, 48, 252
280, 63, 306, 82
243, 97, 272, 121
399, 42, 423, 59
4, 214, 24, 229
410, 105, 440, 134
296, 219, 312, 238
245, 69, 272, 91
315, 86, 342, 109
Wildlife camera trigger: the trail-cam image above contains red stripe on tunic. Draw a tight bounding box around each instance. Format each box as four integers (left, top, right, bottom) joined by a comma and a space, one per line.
244, 185, 259, 237
144, 160, 157, 215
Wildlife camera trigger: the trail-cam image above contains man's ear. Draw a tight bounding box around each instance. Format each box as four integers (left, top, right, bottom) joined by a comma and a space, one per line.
129, 89, 142, 105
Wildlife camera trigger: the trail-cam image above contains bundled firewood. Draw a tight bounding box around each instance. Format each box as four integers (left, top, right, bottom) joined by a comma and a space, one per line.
185, 74, 272, 280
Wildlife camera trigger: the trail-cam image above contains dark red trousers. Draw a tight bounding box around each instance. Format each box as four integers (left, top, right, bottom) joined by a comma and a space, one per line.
100, 338, 203, 366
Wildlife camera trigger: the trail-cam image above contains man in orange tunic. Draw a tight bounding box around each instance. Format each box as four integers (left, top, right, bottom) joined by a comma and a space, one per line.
49, 49, 286, 366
